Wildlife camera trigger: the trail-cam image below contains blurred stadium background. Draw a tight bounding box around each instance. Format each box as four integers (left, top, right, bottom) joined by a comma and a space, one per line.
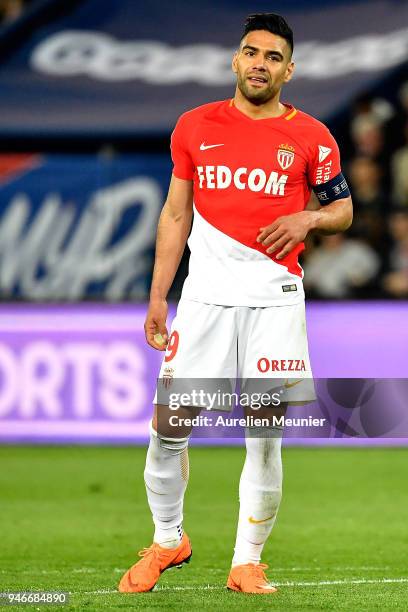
0, 1, 407, 607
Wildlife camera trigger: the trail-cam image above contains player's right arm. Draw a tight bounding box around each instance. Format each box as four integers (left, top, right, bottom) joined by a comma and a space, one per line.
144, 174, 193, 350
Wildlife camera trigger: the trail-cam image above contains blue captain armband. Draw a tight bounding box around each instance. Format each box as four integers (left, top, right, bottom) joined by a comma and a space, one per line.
312, 173, 350, 205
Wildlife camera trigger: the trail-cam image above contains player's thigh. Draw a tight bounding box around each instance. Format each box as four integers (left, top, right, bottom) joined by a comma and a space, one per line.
154, 299, 238, 410
238, 302, 315, 404
238, 302, 311, 376
160, 299, 237, 377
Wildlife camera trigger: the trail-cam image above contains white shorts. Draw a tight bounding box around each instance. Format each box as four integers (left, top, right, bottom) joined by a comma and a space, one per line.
154, 299, 315, 408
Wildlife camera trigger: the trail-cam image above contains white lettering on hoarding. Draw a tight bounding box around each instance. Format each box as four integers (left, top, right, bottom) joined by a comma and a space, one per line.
31, 28, 408, 83
0, 341, 147, 420
99, 342, 145, 419
63, 343, 101, 418
0, 345, 18, 416
0, 178, 162, 300
20, 342, 64, 418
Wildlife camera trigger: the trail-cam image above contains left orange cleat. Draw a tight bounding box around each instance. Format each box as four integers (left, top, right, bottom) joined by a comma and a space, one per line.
118, 533, 192, 593
227, 563, 278, 594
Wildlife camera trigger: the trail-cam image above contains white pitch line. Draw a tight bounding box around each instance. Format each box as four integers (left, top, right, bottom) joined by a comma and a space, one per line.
74, 577, 408, 595
274, 578, 408, 587
112, 565, 391, 574
0, 568, 99, 575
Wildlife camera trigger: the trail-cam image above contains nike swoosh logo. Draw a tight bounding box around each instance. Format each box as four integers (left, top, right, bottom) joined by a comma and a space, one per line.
200, 142, 224, 150
248, 515, 275, 524
284, 379, 302, 389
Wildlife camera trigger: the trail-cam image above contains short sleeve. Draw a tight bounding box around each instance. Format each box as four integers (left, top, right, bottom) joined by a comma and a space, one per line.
307, 128, 342, 187
170, 115, 195, 180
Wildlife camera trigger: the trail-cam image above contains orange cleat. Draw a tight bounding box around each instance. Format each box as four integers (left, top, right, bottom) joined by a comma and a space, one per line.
227, 563, 278, 594
118, 533, 192, 593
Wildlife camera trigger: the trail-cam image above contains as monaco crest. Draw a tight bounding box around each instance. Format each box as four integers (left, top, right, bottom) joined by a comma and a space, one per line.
277, 144, 295, 170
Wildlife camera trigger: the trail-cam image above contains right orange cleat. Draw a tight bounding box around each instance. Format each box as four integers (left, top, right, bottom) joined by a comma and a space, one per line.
227, 563, 278, 594
118, 533, 192, 593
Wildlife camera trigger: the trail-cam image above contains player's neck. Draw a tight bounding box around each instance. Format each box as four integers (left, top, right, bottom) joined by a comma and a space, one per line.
232, 90, 287, 120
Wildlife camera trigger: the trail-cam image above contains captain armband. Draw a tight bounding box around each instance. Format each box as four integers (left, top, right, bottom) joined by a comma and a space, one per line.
312, 173, 350, 205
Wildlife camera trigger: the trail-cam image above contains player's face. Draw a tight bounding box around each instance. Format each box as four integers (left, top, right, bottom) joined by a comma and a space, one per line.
232, 30, 294, 104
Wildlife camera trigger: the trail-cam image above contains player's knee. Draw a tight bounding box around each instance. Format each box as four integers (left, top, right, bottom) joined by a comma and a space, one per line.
150, 421, 190, 456
153, 404, 200, 439
157, 433, 189, 455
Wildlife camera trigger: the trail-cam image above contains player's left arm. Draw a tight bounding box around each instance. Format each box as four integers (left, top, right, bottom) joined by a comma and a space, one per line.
257, 130, 353, 260
257, 196, 352, 259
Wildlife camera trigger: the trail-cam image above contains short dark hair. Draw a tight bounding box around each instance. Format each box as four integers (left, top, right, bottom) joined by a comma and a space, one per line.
242, 13, 294, 55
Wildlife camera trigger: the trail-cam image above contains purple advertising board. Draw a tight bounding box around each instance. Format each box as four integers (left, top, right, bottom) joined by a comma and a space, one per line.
0, 302, 407, 445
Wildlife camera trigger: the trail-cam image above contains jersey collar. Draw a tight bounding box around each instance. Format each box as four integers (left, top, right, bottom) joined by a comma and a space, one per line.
227, 98, 297, 122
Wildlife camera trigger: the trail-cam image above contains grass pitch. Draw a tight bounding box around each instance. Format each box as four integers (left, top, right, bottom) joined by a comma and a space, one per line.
0, 445, 407, 611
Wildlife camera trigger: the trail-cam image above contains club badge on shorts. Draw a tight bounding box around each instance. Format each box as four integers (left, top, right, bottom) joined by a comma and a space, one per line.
277, 144, 295, 170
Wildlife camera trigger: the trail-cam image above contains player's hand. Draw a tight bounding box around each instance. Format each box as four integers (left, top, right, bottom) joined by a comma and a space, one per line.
256, 211, 315, 260
144, 299, 169, 350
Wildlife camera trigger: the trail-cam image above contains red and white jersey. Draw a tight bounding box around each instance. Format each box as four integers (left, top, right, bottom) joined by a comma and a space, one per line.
171, 98, 342, 306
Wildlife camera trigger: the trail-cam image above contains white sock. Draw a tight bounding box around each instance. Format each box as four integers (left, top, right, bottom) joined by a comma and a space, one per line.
232, 427, 283, 566
144, 423, 189, 549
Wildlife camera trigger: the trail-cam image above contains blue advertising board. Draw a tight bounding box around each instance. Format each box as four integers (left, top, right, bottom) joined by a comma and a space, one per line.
0, 154, 170, 300
0, 0, 407, 137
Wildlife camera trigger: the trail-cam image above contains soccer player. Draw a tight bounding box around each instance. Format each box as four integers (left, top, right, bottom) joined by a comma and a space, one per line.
119, 13, 352, 595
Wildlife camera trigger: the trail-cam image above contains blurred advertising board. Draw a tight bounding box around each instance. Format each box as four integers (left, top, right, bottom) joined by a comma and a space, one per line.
0, 305, 161, 443
0, 303, 407, 445
0, 153, 170, 300
0, 0, 408, 136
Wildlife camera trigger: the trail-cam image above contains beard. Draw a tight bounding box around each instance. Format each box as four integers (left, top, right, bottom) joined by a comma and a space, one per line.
236, 71, 278, 106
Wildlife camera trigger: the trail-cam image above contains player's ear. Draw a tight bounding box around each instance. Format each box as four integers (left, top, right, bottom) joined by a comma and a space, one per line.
284, 60, 295, 83
232, 51, 238, 74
